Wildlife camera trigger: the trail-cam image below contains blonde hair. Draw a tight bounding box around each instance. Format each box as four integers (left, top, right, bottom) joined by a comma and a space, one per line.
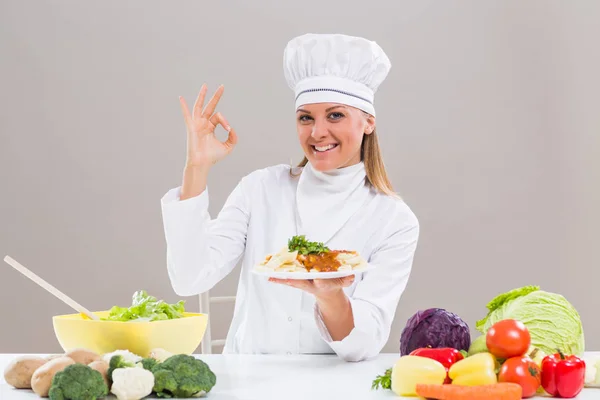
291, 128, 400, 198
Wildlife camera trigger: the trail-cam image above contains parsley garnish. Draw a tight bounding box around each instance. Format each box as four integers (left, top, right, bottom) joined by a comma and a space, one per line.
371, 368, 392, 390
287, 235, 330, 255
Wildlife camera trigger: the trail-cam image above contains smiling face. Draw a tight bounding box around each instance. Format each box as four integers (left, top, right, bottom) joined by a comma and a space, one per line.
296, 103, 376, 172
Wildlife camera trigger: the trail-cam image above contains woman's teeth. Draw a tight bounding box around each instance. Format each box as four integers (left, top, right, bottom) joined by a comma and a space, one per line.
313, 144, 338, 152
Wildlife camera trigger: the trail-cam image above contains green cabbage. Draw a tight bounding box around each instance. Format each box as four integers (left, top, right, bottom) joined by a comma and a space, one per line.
475, 285, 585, 356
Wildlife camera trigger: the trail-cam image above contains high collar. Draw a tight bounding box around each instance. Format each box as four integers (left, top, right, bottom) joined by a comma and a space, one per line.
295, 161, 370, 244
302, 161, 367, 190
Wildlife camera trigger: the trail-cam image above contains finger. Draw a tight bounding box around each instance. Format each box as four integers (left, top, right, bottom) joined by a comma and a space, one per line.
268, 278, 294, 286
286, 279, 313, 291
193, 84, 208, 120
202, 85, 225, 117
334, 276, 354, 288
209, 112, 231, 132
209, 112, 238, 151
269, 278, 312, 291
179, 96, 193, 127
224, 127, 238, 150
313, 276, 353, 289
342, 275, 355, 286
312, 279, 334, 290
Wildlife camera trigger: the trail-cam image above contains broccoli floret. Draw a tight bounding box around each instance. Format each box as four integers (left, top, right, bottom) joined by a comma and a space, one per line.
108, 355, 135, 382
151, 354, 216, 398
137, 357, 159, 371
48, 363, 108, 400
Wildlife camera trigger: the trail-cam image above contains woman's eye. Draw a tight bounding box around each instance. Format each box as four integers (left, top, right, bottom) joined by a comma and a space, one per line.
298, 115, 312, 122
329, 112, 344, 120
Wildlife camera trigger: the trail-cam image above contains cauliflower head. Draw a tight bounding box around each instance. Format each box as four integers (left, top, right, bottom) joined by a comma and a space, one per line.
110, 367, 155, 400
102, 350, 142, 365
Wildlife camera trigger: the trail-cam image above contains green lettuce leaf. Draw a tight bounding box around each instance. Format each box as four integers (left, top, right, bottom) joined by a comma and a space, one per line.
476, 286, 585, 356
476, 285, 540, 329
102, 290, 186, 322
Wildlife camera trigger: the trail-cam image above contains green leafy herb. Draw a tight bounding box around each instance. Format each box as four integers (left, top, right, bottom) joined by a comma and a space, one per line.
287, 235, 330, 255
371, 368, 392, 390
102, 290, 186, 322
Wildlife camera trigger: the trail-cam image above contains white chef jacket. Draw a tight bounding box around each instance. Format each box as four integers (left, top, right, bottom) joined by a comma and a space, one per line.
160, 161, 420, 362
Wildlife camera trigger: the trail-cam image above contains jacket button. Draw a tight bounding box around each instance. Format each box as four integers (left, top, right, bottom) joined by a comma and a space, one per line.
288, 316, 293, 322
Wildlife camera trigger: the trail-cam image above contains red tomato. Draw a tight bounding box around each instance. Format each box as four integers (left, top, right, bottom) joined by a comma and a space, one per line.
498, 356, 542, 398
486, 319, 530, 359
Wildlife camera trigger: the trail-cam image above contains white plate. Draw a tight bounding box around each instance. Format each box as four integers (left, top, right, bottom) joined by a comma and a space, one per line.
251, 265, 374, 280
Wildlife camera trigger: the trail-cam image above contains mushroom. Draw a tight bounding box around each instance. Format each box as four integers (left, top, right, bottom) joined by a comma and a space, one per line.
31, 356, 75, 397
65, 348, 101, 365
88, 360, 110, 388
3, 355, 48, 389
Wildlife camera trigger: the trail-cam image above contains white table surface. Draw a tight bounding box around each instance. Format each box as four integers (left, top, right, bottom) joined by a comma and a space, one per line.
2, 352, 600, 399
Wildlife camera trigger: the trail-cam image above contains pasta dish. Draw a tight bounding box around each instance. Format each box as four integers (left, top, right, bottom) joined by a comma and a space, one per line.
254, 235, 368, 273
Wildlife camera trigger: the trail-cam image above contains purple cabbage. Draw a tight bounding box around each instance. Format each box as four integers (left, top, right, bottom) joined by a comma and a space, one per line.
399, 308, 471, 356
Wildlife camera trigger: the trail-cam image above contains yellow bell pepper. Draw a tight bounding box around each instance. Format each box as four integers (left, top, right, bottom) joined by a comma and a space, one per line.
390, 355, 447, 396
448, 352, 498, 386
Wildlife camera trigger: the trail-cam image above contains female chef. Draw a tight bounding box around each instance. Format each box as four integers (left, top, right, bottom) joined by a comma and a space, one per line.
160, 33, 420, 362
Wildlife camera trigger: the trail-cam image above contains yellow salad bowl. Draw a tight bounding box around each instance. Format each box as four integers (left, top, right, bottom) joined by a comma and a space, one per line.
52, 311, 208, 357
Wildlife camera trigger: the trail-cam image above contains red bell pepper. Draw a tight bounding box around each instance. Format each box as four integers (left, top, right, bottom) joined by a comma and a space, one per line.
409, 347, 465, 384
540, 350, 585, 398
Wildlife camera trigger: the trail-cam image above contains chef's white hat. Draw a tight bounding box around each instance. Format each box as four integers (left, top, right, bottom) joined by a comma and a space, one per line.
283, 33, 391, 116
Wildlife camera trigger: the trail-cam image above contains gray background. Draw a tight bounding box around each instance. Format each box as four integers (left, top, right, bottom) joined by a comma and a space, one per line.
1, 1, 598, 355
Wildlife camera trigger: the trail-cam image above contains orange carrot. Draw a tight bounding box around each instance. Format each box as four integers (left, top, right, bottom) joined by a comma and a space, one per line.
415, 382, 522, 400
